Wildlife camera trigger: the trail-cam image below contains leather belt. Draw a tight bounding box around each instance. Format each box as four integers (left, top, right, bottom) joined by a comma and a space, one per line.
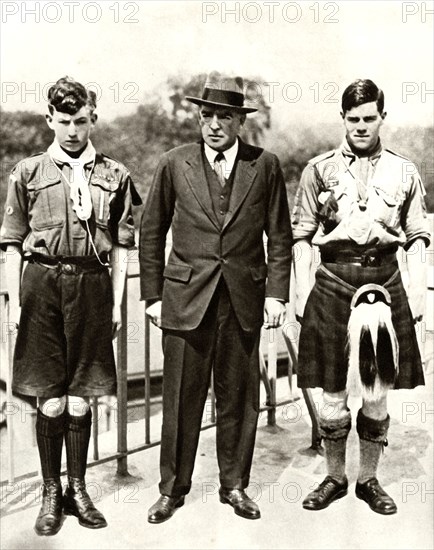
26, 253, 108, 274
322, 250, 397, 267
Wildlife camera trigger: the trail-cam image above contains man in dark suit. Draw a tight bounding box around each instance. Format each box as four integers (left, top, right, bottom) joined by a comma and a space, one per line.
139, 72, 292, 523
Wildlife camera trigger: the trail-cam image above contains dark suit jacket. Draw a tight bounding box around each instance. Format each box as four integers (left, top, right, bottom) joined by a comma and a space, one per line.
139, 139, 292, 332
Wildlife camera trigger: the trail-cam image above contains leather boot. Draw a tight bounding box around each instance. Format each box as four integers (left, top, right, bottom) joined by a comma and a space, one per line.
34, 479, 63, 536
63, 477, 107, 529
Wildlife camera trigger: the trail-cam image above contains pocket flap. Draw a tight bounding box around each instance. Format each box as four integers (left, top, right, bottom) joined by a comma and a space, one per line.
90, 176, 120, 192
28, 178, 62, 192
163, 263, 192, 283
374, 185, 398, 206
250, 265, 267, 282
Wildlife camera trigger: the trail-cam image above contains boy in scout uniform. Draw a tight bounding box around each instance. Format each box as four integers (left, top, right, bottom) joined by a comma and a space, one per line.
0, 76, 141, 535
292, 79, 430, 514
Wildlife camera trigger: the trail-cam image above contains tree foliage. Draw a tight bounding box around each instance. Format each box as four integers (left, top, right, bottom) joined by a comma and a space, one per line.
1, 74, 433, 226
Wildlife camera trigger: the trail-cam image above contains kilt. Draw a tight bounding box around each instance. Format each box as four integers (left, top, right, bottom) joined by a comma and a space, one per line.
297, 261, 425, 392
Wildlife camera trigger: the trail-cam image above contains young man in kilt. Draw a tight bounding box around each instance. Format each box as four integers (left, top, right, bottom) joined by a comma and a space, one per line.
0, 76, 141, 535
292, 79, 430, 514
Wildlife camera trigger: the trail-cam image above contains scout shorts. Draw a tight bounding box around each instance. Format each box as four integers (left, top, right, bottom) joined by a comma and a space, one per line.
12, 261, 117, 398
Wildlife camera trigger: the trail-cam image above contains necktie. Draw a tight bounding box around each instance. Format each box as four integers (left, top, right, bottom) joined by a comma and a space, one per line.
214, 152, 227, 187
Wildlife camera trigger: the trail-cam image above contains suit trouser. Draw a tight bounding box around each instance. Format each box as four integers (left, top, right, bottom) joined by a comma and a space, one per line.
159, 279, 261, 497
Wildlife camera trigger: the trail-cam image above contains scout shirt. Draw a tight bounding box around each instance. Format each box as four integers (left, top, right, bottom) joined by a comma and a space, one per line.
0, 151, 141, 256
292, 141, 431, 253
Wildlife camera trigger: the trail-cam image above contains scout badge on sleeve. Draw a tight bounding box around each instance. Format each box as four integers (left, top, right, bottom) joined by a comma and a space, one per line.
346, 284, 398, 401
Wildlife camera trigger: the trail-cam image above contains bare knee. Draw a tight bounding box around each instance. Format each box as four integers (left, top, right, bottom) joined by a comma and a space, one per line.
320, 390, 349, 421
38, 396, 66, 417
67, 396, 90, 416
362, 394, 388, 420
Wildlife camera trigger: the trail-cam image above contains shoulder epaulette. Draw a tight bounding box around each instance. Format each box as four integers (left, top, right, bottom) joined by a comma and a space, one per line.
308, 149, 336, 166
97, 153, 125, 169
383, 148, 412, 162
11, 152, 46, 173
98, 152, 117, 164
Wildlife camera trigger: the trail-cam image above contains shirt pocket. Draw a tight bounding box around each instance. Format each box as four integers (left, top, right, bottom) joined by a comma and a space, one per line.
27, 179, 65, 230
372, 184, 401, 227
90, 176, 120, 228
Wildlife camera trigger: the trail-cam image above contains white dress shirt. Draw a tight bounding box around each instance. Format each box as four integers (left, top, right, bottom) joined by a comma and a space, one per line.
204, 138, 239, 180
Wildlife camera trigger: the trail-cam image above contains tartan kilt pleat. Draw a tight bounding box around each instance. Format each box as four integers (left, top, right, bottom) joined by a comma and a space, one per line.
297, 261, 425, 392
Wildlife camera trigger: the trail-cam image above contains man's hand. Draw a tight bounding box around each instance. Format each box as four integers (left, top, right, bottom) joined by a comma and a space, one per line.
112, 304, 122, 338
146, 300, 162, 328
406, 238, 427, 324
295, 286, 310, 323
408, 284, 425, 323
263, 298, 286, 329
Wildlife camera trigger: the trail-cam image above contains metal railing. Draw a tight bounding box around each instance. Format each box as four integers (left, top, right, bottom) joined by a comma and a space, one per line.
1, 268, 317, 485
3, 210, 434, 485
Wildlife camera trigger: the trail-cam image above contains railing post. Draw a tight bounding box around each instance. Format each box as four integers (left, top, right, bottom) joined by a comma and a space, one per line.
116, 294, 129, 476
144, 308, 151, 445
92, 397, 99, 461
267, 328, 277, 426
209, 377, 216, 424
3, 296, 15, 483
283, 326, 322, 451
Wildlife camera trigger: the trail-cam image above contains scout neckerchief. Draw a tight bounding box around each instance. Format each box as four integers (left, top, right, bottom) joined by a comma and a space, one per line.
48, 139, 96, 221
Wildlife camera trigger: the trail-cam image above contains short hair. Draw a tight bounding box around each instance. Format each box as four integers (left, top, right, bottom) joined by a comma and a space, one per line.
341, 79, 384, 114
47, 76, 97, 115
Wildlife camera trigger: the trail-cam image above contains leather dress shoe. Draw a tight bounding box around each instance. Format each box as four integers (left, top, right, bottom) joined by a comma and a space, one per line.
34, 479, 63, 536
356, 478, 397, 515
63, 477, 107, 529
148, 494, 185, 524
219, 488, 260, 520
302, 476, 348, 511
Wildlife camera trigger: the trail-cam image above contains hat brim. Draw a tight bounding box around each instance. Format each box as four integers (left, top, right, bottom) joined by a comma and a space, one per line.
185, 96, 257, 114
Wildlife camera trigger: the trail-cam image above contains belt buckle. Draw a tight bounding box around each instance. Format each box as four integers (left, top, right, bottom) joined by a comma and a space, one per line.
58, 262, 77, 274
363, 255, 377, 267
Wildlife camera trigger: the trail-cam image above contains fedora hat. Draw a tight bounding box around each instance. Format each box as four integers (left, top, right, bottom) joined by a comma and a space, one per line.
185, 71, 257, 113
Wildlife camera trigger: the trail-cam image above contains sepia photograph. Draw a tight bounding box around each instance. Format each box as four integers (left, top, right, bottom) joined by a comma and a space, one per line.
0, 1, 433, 549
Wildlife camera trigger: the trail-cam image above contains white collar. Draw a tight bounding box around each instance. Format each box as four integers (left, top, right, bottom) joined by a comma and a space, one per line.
204, 138, 239, 178
48, 139, 96, 167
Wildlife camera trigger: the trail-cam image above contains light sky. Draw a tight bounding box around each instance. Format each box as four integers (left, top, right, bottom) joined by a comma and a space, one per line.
1, 0, 433, 128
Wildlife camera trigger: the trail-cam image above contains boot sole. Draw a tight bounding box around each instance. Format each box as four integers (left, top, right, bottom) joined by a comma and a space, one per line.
63, 507, 108, 529
302, 488, 348, 511
34, 525, 62, 537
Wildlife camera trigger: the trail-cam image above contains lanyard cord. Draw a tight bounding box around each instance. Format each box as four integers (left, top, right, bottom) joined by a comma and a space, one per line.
50, 158, 110, 267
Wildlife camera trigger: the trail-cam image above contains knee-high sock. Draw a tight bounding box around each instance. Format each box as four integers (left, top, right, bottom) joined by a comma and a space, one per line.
64, 410, 92, 479
357, 409, 390, 484
36, 409, 65, 481
319, 411, 352, 483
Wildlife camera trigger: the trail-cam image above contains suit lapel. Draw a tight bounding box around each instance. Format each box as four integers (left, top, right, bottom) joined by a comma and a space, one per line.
222, 140, 257, 231
184, 146, 220, 230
